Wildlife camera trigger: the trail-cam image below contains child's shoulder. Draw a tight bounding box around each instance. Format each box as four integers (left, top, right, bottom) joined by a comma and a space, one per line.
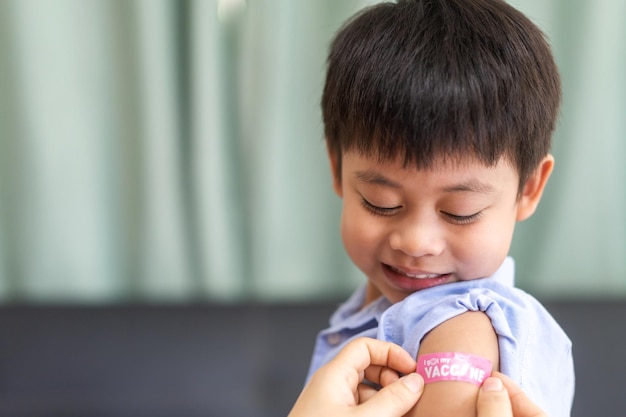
377, 277, 574, 417
378, 276, 569, 356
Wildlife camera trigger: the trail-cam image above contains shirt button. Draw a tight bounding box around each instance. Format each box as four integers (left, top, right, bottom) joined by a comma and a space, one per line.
326, 333, 342, 346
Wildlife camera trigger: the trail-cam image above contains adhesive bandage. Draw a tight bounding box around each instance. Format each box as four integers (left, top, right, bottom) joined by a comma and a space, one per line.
416, 352, 492, 386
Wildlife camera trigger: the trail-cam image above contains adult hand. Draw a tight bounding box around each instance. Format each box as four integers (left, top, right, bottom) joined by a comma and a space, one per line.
288, 337, 424, 417
477, 372, 548, 417
289, 337, 547, 417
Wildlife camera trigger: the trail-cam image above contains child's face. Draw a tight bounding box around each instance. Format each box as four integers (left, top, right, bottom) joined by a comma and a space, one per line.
331, 151, 548, 304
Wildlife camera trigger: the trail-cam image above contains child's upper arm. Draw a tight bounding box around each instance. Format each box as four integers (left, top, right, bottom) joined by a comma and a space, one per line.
407, 311, 500, 417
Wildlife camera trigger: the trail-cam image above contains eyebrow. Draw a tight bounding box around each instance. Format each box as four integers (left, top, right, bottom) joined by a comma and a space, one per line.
442, 179, 495, 194
355, 170, 496, 194
355, 170, 401, 188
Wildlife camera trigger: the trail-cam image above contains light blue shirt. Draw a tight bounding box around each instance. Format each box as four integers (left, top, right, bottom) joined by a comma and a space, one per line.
306, 257, 574, 417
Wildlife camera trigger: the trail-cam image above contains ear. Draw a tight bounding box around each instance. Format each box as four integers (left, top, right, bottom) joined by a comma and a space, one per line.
516, 154, 554, 221
327, 147, 343, 197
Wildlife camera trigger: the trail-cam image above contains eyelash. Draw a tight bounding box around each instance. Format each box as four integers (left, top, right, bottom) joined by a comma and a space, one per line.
442, 211, 483, 225
360, 197, 483, 224
360, 198, 401, 217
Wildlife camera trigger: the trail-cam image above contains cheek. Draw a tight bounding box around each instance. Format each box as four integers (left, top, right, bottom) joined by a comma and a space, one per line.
455, 217, 516, 278
340, 211, 368, 253
340, 208, 383, 266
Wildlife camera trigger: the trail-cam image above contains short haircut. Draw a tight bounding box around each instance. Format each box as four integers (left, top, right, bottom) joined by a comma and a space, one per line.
322, 0, 561, 190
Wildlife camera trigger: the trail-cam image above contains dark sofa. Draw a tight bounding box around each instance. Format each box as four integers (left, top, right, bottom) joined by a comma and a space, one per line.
0, 300, 623, 416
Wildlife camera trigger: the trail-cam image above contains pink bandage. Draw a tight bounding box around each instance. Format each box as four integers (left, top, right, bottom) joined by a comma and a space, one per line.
417, 352, 492, 386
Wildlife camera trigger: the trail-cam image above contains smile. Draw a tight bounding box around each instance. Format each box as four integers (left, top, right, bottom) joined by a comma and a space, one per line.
388, 265, 444, 279
382, 264, 454, 292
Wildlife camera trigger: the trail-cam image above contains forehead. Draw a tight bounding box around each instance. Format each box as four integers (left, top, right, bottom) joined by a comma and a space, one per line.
342, 151, 519, 189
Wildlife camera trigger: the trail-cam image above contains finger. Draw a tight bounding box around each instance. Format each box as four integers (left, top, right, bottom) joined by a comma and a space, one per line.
365, 339, 417, 374
363, 365, 401, 386
493, 372, 548, 417
363, 364, 385, 385
379, 366, 402, 386
476, 377, 513, 417
355, 373, 424, 417
357, 383, 379, 403
304, 364, 359, 406
330, 338, 416, 381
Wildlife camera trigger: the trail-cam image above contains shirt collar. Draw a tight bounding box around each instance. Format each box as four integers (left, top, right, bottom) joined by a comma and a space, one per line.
329, 284, 391, 328
491, 256, 515, 287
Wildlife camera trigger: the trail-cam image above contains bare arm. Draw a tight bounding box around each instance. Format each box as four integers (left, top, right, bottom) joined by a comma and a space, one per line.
407, 311, 500, 417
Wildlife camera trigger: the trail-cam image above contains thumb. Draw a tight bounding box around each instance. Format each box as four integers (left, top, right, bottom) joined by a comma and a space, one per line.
357, 373, 424, 417
476, 377, 513, 417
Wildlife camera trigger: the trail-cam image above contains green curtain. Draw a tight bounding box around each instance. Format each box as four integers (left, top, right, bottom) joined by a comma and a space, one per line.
508, 0, 626, 297
0, 0, 624, 303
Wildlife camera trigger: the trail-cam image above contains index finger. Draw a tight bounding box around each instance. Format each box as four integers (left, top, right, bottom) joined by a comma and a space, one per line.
330, 337, 417, 378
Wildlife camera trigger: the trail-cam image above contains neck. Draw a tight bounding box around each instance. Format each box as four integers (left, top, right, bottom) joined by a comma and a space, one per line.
363, 283, 383, 307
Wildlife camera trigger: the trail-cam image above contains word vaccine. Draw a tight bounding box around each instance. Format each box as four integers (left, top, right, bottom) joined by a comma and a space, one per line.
417, 352, 492, 386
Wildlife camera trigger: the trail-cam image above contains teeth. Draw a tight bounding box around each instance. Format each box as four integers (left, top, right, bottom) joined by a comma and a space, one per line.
390, 266, 441, 279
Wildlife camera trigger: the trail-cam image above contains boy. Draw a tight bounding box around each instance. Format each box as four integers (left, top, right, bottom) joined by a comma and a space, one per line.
306, 1, 574, 417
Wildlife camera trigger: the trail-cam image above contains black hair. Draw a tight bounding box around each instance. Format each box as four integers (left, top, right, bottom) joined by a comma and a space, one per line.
322, 0, 561, 189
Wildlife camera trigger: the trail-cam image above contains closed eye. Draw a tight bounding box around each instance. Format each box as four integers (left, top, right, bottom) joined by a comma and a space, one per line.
360, 197, 402, 217
441, 211, 483, 225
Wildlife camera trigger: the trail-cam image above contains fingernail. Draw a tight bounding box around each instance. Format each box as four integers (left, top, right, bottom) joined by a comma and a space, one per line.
401, 373, 424, 393
481, 377, 503, 392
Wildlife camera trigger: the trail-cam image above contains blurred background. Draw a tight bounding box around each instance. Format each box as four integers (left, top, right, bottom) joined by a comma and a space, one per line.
0, 0, 624, 303
0, 1, 625, 416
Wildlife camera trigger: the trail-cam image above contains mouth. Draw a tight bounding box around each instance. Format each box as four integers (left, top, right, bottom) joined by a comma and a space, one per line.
388, 265, 443, 279
383, 264, 453, 292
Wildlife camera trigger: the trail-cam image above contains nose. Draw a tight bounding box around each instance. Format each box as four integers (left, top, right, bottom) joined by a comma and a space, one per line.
388, 220, 445, 258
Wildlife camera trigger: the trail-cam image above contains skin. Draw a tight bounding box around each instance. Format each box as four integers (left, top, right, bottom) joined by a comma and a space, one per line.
328, 150, 554, 417
288, 337, 548, 417
478, 372, 549, 417
288, 337, 424, 417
